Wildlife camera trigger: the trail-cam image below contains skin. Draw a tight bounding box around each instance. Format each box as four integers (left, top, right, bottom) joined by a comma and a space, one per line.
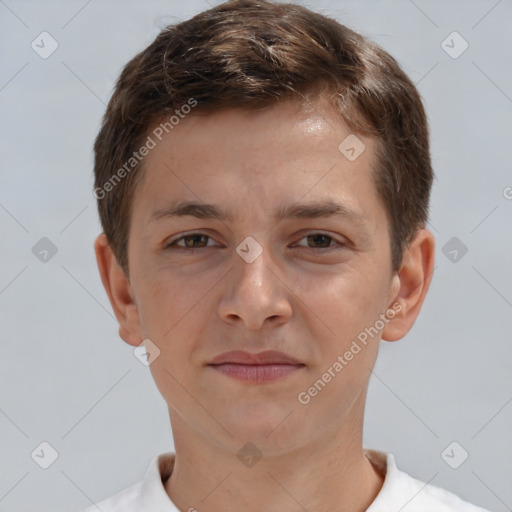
95, 99, 435, 512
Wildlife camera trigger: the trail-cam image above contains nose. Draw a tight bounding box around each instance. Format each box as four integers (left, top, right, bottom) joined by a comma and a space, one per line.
217, 243, 293, 330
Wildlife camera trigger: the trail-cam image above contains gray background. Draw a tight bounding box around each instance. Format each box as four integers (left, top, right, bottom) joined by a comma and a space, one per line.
0, 1, 511, 511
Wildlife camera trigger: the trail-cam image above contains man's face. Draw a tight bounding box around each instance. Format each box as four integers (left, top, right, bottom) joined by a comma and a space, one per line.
126, 101, 400, 453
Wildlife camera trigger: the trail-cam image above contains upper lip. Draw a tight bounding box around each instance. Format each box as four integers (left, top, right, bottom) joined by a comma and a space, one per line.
208, 350, 304, 365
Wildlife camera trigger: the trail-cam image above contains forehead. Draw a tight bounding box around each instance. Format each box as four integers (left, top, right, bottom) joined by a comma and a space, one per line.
130, 101, 385, 232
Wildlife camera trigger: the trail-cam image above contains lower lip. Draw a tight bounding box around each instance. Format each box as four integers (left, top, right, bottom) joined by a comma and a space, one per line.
209, 363, 304, 383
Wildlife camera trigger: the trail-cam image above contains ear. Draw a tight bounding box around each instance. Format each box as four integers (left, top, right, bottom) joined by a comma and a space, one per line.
94, 233, 142, 347
381, 228, 435, 342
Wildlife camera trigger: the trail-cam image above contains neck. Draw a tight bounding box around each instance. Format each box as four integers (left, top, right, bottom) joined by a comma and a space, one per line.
164, 412, 385, 512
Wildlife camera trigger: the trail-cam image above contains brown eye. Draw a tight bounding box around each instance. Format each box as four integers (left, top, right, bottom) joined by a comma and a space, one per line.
295, 233, 344, 250
166, 233, 215, 250
306, 234, 333, 248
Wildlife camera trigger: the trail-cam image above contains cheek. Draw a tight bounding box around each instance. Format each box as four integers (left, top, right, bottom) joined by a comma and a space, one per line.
135, 271, 214, 374
300, 264, 388, 346
135, 268, 201, 336
295, 270, 386, 417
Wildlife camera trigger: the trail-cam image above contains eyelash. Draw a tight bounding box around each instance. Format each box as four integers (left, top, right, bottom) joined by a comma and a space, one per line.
165, 232, 346, 252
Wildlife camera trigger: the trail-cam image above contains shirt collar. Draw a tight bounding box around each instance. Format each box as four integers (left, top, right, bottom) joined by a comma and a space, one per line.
364, 448, 407, 510
136, 447, 397, 511
138, 451, 178, 511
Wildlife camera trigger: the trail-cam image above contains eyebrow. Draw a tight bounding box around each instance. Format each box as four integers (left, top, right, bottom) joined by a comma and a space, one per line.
148, 199, 368, 225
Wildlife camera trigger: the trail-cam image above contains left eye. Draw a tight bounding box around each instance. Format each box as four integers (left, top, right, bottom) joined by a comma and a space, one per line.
165, 232, 344, 250
294, 233, 343, 250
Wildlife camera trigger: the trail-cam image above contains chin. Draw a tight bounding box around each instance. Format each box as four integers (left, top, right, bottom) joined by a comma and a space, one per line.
223, 406, 298, 441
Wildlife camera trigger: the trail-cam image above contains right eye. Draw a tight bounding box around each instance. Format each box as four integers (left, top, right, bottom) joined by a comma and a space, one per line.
165, 233, 219, 250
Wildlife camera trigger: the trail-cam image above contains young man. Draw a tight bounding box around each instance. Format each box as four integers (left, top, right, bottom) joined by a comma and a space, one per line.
86, 1, 491, 510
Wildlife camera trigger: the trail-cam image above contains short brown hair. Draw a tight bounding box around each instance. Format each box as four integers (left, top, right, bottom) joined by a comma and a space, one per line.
93, 0, 433, 276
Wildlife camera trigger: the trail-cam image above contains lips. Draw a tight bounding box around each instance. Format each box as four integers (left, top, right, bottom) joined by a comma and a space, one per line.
208, 350, 303, 366
208, 350, 305, 383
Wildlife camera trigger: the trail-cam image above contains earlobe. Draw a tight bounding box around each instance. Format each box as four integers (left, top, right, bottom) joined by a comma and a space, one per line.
381, 229, 435, 342
94, 233, 142, 347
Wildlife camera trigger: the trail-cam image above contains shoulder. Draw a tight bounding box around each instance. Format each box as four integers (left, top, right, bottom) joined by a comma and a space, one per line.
365, 448, 493, 512
395, 472, 492, 512
75, 451, 177, 512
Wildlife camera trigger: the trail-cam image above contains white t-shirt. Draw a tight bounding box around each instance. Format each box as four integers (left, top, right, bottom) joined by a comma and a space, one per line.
79, 448, 492, 512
